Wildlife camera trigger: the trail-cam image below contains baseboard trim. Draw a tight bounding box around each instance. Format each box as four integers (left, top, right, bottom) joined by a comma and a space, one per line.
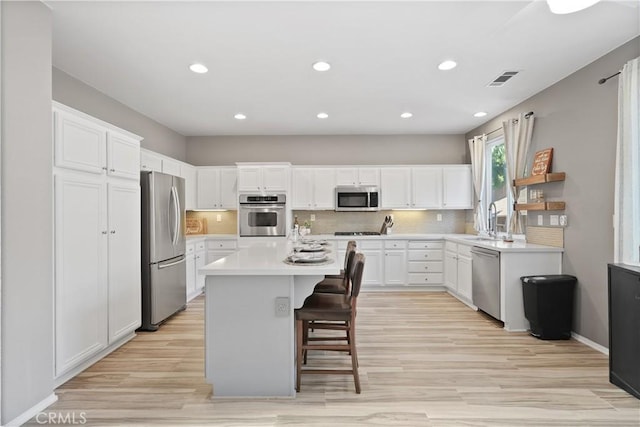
5, 393, 58, 427
54, 331, 137, 388
571, 331, 609, 355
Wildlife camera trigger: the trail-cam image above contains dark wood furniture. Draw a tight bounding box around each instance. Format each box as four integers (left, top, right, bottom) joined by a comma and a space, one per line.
324, 240, 356, 280
295, 253, 365, 394
313, 244, 357, 294
608, 263, 640, 399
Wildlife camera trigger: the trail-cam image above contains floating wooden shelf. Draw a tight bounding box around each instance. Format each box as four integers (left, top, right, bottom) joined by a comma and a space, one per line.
514, 172, 566, 187
514, 201, 566, 211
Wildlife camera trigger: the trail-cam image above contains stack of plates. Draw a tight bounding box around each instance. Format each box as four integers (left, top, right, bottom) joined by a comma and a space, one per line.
294, 243, 326, 253
286, 252, 329, 264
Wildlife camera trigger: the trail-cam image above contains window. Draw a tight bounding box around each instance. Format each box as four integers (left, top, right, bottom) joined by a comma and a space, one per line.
484, 137, 510, 234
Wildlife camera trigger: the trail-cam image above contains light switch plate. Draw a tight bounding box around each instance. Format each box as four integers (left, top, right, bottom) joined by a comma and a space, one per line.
310, 214, 316, 221
216, 214, 222, 222
550, 215, 559, 226
437, 214, 442, 222
537, 215, 543, 226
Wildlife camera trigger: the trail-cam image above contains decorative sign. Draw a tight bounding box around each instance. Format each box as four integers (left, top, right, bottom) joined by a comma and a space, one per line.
531, 148, 553, 175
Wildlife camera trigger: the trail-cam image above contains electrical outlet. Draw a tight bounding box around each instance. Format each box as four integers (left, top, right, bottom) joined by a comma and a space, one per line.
550, 215, 559, 226
559, 214, 568, 227
436, 214, 442, 222
275, 297, 290, 317
310, 214, 316, 221
216, 214, 222, 222
537, 215, 543, 226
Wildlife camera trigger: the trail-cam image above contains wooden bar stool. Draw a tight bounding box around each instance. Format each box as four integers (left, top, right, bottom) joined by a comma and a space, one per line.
295, 253, 365, 394
324, 240, 356, 280
313, 245, 357, 294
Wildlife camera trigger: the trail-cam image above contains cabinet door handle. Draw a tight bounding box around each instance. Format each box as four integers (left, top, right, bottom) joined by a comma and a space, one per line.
110, 230, 116, 234
102, 166, 108, 171
101, 230, 108, 235
110, 168, 115, 172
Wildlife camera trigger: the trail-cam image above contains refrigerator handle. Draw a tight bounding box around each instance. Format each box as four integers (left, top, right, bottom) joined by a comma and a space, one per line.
175, 185, 182, 242
170, 186, 179, 246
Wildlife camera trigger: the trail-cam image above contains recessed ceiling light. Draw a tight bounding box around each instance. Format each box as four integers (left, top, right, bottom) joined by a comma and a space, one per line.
438, 60, 457, 71
547, 0, 600, 14
189, 63, 208, 74
474, 111, 487, 118
400, 112, 413, 119
312, 61, 331, 72
234, 113, 246, 120
317, 112, 329, 119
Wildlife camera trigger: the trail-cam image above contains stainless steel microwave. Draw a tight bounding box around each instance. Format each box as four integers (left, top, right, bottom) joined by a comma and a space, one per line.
335, 186, 380, 212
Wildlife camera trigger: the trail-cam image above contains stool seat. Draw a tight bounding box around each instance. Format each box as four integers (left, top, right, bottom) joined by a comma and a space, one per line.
312, 277, 346, 294
295, 293, 350, 321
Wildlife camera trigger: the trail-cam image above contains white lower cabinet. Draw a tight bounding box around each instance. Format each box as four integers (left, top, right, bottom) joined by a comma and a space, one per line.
186, 241, 197, 301
407, 241, 444, 287
207, 239, 238, 263
195, 240, 207, 292
384, 240, 407, 285
54, 173, 141, 380
444, 241, 473, 303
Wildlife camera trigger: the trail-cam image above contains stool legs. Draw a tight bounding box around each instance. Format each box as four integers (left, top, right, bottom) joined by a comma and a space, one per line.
296, 319, 303, 392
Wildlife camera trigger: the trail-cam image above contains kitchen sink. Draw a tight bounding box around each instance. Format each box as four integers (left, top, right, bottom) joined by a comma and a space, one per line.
463, 236, 500, 241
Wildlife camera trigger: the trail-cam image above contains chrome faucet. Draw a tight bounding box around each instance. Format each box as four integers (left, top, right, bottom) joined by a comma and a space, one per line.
488, 202, 497, 237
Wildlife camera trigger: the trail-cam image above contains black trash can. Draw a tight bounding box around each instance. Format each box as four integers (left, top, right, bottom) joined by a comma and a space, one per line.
521, 275, 577, 340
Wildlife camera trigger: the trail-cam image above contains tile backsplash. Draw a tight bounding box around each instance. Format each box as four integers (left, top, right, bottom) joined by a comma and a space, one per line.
186, 210, 237, 234
293, 210, 469, 235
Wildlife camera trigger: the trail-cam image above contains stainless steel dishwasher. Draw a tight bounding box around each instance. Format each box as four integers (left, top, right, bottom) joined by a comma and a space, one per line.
471, 246, 501, 320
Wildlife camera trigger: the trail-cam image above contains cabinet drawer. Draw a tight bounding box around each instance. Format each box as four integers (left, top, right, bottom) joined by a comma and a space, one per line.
358, 240, 383, 250
385, 240, 407, 249
457, 244, 472, 258
408, 249, 443, 261
408, 273, 444, 285
195, 241, 206, 251
408, 261, 443, 273
207, 239, 237, 250
409, 241, 443, 250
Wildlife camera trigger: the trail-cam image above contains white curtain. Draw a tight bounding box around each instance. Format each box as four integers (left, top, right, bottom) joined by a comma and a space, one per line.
614, 57, 640, 266
468, 135, 487, 233
503, 113, 535, 236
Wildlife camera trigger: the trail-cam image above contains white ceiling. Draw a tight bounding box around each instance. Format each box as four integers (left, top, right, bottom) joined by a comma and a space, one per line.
49, 1, 639, 136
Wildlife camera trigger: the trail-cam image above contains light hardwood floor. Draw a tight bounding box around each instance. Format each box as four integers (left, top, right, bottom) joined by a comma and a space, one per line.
29, 292, 639, 426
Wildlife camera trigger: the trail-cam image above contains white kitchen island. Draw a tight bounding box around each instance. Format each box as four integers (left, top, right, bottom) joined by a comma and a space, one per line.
199, 240, 340, 398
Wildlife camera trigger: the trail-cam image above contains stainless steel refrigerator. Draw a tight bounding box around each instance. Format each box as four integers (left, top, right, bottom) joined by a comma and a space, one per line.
140, 171, 186, 331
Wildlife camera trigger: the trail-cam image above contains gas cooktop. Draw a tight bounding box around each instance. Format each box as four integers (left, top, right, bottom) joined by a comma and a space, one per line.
334, 231, 381, 236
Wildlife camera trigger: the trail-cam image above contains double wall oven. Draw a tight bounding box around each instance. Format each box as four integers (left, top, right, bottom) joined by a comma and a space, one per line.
238, 194, 287, 237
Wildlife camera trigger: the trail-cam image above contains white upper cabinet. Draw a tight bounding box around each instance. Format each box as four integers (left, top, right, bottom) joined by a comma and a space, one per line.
197, 167, 237, 209
237, 163, 289, 193
412, 167, 443, 209
380, 168, 411, 208
442, 165, 473, 209
54, 109, 107, 174
107, 131, 140, 180
291, 167, 336, 210
180, 164, 197, 211
140, 150, 163, 172
335, 167, 380, 186
53, 103, 141, 180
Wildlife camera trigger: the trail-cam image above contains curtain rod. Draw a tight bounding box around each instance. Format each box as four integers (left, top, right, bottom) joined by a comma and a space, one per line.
598, 71, 621, 85
484, 111, 534, 137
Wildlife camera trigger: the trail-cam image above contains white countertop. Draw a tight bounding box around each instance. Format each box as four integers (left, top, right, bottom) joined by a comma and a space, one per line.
189, 233, 563, 253
199, 240, 340, 276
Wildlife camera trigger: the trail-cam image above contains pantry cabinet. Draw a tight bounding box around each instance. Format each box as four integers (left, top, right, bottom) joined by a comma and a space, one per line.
53, 102, 142, 382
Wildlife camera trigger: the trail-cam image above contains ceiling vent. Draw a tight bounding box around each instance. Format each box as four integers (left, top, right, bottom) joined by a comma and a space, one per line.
488, 71, 519, 87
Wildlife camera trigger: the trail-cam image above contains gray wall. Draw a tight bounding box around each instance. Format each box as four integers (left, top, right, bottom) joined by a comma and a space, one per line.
466, 37, 640, 348
52, 68, 188, 161
1, 1, 54, 422
187, 134, 467, 166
